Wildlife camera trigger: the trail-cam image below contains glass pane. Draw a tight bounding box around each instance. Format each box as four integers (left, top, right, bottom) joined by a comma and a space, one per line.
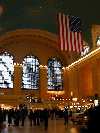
0, 52, 14, 88
47, 58, 63, 90
22, 56, 39, 89
81, 45, 90, 57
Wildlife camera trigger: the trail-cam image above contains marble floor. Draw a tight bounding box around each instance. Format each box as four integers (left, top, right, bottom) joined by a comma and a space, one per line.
2, 118, 80, 133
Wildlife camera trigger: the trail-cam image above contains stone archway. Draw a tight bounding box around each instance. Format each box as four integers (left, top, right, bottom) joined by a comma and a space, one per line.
0, 29, 68, 65
0, 29, 68, 105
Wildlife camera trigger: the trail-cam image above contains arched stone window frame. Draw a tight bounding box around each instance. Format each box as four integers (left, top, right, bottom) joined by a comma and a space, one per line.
47, 57, 63, 91
0, 51, 14, 89
22, 55, 40, 90
96, 36, 100, 47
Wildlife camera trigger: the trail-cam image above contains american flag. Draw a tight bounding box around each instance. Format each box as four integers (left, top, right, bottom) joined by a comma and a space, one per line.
58, 13, 83, 52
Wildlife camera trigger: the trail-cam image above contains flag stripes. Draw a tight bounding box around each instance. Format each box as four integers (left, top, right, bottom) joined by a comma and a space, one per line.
58, 13, 83, 52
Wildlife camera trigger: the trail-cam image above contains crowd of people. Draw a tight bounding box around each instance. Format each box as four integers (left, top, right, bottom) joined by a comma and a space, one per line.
0, 105, 69, 132
0, 106, 50, 131
0, 103, 100, 133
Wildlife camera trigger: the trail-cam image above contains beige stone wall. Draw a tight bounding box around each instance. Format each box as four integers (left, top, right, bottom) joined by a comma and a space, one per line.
0, 29, 68, 105
67, 66, 79, 98
0, 28, 100, 106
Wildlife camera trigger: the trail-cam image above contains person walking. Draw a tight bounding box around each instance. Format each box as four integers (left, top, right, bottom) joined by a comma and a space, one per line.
43, 109, 49, 130
63, 107, 69, 127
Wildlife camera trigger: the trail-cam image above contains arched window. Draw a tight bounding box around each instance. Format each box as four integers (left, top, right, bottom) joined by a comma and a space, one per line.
0, 52, 14, 88
22, 56, 40, 89
47, 58, 63, 90
96, 36, 100, 47
81, 45, 90, 57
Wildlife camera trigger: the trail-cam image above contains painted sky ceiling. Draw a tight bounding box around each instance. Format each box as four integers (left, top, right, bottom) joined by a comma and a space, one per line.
0, 0, 99, 46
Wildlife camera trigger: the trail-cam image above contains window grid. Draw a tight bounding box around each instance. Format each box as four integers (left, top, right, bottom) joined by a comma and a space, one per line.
48, 58, 63, 90
22, 56, 39, 89
0, 52, 14, 88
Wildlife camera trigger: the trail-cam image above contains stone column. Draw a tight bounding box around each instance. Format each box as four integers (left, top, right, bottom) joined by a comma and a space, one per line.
13, 64, 22, 95
63, 68, 69, 97
92, 59, 100, 95
78, 63, 93, 97
39, 66, 48, 100
67, 66, 79, 98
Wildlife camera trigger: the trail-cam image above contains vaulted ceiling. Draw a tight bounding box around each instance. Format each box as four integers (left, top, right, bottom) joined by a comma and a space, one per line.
0, 0, 99, 47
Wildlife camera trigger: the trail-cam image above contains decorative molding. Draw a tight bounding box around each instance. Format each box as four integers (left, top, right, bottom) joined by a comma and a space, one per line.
0, 29, 58, 48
